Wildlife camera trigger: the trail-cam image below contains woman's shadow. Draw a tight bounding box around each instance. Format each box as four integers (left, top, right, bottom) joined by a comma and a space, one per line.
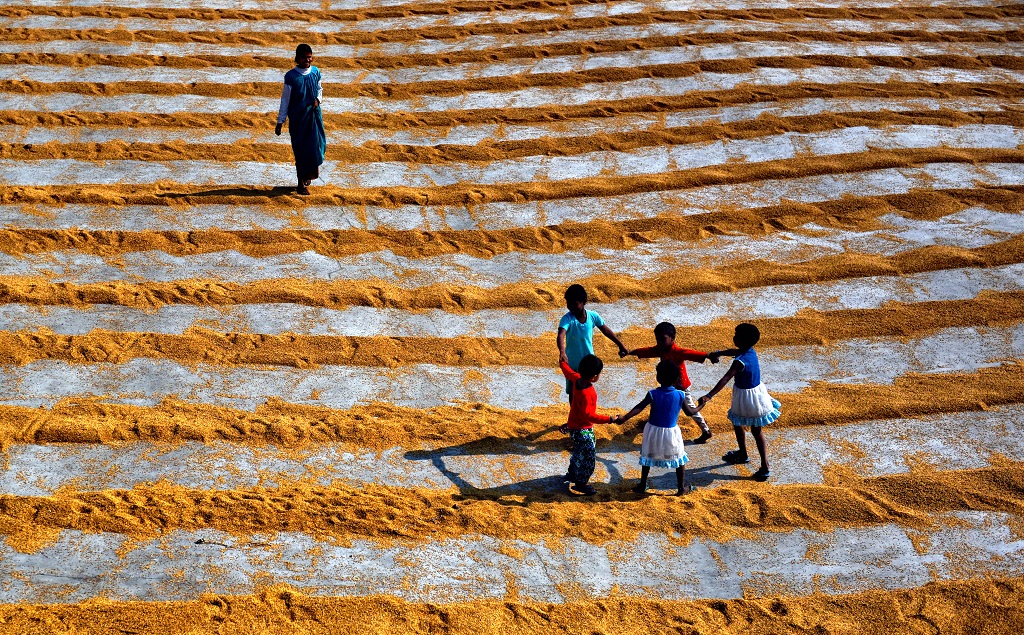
157, 186, 297, 200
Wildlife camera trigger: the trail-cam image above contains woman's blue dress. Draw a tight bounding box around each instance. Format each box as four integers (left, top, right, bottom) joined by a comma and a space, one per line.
284, 66, 326, 181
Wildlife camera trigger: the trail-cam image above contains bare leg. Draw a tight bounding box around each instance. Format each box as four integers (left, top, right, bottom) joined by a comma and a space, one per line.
685, 391, 712, 442
751, 426, 769, 473
723, 425, 749, 464
634, 465, 651, 494
675, 466, 688, 495
733, 425, 747, 455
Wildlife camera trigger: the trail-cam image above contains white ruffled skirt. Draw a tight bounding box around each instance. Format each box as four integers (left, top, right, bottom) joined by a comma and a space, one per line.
640, 423, 688, 468
728, 384, 782, 427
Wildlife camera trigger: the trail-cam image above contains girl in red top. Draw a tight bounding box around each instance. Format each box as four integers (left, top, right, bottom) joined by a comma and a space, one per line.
559, 353, 619, 495
626, 322, 715, 443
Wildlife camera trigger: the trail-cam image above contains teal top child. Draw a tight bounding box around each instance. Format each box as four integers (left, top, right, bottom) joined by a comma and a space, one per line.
556, 284, 628, 400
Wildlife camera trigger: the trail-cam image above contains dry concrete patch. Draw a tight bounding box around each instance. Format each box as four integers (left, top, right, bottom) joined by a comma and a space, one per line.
0, 124, 1018, 187
3, 42, 1018, 86
4, 96, 1018, 147
1, 206, 1018, 286
0, 263, 1019, 338
0, 163, 1016, 231
0, 16, 1012, 42
7, 0, 1004, 10
0, 511, 1019, 603
1, 404, 1021, 495
6, 66, 1024, 115
0, 325, 1019, 411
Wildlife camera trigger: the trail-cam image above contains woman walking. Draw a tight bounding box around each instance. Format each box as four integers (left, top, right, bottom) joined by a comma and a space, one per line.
275, 44, 326, 195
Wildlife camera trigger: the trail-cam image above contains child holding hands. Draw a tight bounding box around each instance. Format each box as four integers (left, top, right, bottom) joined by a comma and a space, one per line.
557, 284, 629, 401
700, 323, 780, 481
625, 321, 715, 443
618, 360, 703, 495
559, 353, 619, 496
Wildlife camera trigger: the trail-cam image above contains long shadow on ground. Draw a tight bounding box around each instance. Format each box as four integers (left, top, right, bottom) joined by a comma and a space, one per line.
407, 423, 747, 505
157, 187, 298, 199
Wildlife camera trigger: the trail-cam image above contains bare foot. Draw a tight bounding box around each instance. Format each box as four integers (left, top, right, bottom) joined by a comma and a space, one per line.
296, 185, 311, 195
633, 483, 648, 495
676, 485, 696, 496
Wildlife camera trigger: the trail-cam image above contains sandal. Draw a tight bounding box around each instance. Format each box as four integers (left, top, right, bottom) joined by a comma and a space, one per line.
722, 450, 749, 464
676, 485, 696, 496
693, 430, 713, 444
752, 466, 771, 481
296, 185, 311, 196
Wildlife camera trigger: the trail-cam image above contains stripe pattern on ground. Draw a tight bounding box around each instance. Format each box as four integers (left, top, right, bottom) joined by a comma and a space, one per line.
0, 0, 1022, 617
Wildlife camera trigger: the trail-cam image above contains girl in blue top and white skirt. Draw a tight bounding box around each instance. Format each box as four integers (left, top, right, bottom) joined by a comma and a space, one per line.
700, 323, 781, 481
619, 360, 705, 495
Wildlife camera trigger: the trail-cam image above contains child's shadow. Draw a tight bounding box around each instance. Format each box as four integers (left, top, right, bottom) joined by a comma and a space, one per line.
407, 425, 746, 504
404, 431, 569, 463
646, 463, 749, 490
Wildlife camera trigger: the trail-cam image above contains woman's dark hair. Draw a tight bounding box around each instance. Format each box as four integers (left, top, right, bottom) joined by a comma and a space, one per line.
656, 360, 681, 386
734, 322, 761, 349
577, 354, 603, 378
564, 284, 588, 304
653, 321, 676, 340
295, 44, 313, 61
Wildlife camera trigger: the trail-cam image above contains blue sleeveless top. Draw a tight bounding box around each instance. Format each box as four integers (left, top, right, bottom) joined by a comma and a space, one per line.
647, 386, 684, 428
734, 348, 761, 389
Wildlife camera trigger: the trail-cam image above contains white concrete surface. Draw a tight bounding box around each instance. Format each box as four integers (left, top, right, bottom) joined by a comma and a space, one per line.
2, 206, 1019, 286
0, 511, 1019, 603
3, 41, 1018, 86
0, 15, 1012, 41
0, 163, 1017, 231
1, 0, 1021, 609
1, 403, 1020, 495
0, 325, 1018, 411
0, 124, 1018, 187
5, 0, 1005, 10
5, 66, 1022, 115
1, 97, 1018, 148
0, 262, 1018, 338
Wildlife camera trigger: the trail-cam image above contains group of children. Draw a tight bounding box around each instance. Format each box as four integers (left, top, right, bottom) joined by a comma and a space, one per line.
556, 284, 781, 496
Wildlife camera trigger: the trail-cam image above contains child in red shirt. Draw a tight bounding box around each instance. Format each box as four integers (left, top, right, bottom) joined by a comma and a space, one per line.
625, 321, 715, 443
559, 353, 619, 496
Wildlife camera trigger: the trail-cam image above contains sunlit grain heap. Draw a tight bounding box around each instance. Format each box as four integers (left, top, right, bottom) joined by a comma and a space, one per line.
0, 0, 1022, 631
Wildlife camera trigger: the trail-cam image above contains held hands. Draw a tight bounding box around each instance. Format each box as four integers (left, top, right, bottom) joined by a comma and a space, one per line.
698, 395, 712, 406
275, 123, 283, 136
707, 351, 722, 364
559, 423, 570, 435
617, 345, 629, 359
558, 352, 569, 365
